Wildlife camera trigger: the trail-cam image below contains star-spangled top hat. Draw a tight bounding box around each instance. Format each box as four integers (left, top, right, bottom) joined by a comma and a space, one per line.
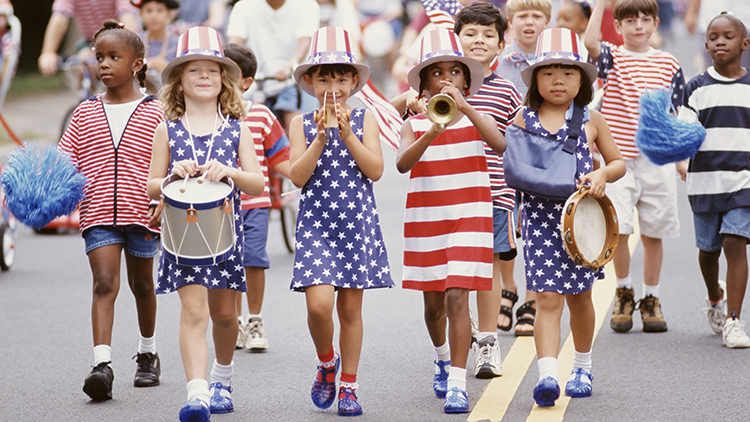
407, 28, 484, 99
161, 26, 241, 85
130, 0, 180, 9
294, 26, 370, 96
520, 27, 598, 88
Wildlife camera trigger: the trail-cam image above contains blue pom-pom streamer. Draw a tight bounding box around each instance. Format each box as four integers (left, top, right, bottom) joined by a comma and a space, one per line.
1, 142, 85, 230
635, 88, 706, 165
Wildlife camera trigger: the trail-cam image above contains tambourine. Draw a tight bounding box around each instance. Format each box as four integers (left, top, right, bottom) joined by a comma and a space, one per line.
560, 187, 619, 269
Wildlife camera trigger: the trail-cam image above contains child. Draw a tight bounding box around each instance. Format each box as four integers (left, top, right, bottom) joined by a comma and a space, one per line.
585, 0, 685, 333
507, 27, 625, 406
224, 43, 291, 352
131, 0, 179, 92
495, 0, 552, 336
147, 26, 264, 422
556, 0, 592, 38
398, 27, 504, 414
678, 13, 750, 348
289, 26, 393, 417
453, 1, 523, 379
57, 20, 163, 401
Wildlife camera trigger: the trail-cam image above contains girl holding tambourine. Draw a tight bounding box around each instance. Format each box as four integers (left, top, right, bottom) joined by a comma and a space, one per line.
505, 28, 624, 407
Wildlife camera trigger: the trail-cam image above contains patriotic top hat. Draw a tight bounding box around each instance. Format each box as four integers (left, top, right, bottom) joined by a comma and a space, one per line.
0, 0, 13, 16
407, 28, 484, 99
131, 0, 180, 10
294, 26, 370, 96
521, 27, 597, 88
161, 26, 241, 85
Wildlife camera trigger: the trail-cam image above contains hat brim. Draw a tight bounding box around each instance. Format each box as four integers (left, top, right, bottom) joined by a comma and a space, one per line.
161, 54, 242, 85
407, 55, 484, 99
521, 59, 598, 89
293, 62, 370, 97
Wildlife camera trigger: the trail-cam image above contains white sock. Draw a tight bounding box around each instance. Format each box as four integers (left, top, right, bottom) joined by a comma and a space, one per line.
572, 349, 592, 372
643, 283, 660, 298
537, 357, 558, 382
476, 332, 497, 342
446, 366, 467, 391
138, 334, 156, 354
93, 344, 112, 365
616, 276, 632, 289
247, 313, 262, 321
434, 342, 451, 363
210, 360, 234, 386
186, 378, 210, 403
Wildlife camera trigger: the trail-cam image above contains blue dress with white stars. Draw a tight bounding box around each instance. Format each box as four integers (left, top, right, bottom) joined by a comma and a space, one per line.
517, 105, 604, 294
155, 117, 246, 294
290, 108, 393, 292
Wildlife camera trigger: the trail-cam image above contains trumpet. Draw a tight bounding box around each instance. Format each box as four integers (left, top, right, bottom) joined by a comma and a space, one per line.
426, 93, 456, 126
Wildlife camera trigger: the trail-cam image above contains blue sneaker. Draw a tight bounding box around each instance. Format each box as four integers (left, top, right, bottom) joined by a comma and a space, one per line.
337, 387, 363, 417
209, 382, 233, 414
311, 353, 339, 409
443, 387, 469, 413
565, 368, 593, 397
179, 398, 210, 422
533, 377, 560, 406
433, 359, 450, 398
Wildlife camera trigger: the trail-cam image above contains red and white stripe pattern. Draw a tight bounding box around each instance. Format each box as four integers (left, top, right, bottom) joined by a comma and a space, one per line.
402, 114, 493, 292
534, 27, 585, 64
420, 27, 464, 62
176, 26, 225, 59
421, 0, 461, 31
352, 79, 403, 151
308, 25, 356, 65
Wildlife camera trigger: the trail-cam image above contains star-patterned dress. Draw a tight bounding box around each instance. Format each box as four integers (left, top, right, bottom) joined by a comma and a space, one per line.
517, 105, 604, 294
290, 108, 393, 292
155, 117, 246, 294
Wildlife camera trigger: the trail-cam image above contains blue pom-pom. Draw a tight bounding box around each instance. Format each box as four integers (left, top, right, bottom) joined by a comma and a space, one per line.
1, 142, 85, 230
635, 88, 706, 165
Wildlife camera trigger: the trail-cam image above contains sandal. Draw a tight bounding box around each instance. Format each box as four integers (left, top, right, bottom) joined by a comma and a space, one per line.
514, 300, 536, 337
497, 289, 519, 331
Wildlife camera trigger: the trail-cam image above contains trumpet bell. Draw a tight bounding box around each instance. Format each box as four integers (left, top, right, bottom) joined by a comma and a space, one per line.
426, 94, 457, 125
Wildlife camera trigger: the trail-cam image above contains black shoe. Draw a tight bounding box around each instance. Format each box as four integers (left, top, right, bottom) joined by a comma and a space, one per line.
83, 362, 114, 401
133, 352, 161, 387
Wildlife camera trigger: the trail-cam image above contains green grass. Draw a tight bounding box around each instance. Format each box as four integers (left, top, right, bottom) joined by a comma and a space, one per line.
6, 71, 65, 99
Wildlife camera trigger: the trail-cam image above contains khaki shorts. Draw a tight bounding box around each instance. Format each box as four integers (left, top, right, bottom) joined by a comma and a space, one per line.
606, 154, 680, 239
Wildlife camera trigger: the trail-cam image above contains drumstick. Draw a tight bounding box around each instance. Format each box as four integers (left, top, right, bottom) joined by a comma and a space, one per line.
281, 189, 301, 198
179, 174, 189, 193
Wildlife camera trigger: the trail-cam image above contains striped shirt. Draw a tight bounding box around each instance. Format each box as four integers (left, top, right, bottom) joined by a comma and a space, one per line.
402, 114, 493, 292
679, 67, 750, 213
52, 0, 137, 41
240, 103, 290, 210
597, 42, 685, 159
58, 95, 163, 232
468, 72, 522, 212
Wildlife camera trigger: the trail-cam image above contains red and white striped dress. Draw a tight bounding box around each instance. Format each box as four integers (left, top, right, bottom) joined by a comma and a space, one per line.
402, 114, 493, 292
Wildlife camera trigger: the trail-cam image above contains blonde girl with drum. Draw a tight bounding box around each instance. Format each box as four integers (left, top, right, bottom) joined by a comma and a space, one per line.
147, 26, 264, 422
505, 28, 624, 406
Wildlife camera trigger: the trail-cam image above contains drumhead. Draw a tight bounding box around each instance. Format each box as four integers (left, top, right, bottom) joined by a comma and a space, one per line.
573, 196, 607, 262
162, 177, 233, 207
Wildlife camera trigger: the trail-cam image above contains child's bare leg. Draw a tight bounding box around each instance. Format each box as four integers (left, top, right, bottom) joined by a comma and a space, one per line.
337, 289, 364, 375
305, 285, 336, 355
444, 288, 471, 368
515, 289, 537, 334
88, 244, 123, 345
566, 290, 595, 353
497, 258, 517, 328
723, 235, 748, 318
613, 233, 631, 279
698, 249, 723, 302
177, 285, 210, 381
641, 235, 663, 287
208, 289, 240, 365
423, 291, 447, 347
534, 291, 565, 358
244, 267, 265, 314
124, 253, 156, 338
477, 255, 502, 333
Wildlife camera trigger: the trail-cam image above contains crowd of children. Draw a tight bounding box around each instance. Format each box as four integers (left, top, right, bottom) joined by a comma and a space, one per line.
46, 0, 750, 419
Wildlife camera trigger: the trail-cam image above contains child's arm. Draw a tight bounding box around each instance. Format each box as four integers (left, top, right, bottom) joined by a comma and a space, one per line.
578, 109, 625, 198
147, 122, 171, 201
272, 160, 291, 179
289, 112, 327, 188
337, 107, 385, 181
445, 83, 506, 153
391, 88, 426, 116
583, 0, 606, 61
223, 124, 265, 196
396, 119, 443, 173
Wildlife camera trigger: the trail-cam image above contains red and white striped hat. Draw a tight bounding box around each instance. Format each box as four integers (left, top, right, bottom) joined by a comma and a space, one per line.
407, 28, 484, 99
521, 27, 597, 87
294, 26, 370, 96
161, 26, 241, 85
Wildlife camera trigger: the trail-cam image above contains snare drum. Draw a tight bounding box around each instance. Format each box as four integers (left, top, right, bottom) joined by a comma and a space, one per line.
561, 187, 619, 269
161, 175, 235, 266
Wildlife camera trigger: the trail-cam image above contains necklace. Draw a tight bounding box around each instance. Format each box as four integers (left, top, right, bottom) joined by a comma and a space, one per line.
181, 105, 228, 166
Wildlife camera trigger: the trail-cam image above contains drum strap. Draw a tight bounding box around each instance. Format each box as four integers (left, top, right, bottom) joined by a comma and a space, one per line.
562, 105, 584, 154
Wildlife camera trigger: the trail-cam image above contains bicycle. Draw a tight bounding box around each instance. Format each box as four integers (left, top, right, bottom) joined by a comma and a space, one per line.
58, 55, 100, 140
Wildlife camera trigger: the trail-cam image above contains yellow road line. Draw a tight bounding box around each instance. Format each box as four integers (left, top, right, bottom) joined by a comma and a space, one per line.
469, 229, 640, 422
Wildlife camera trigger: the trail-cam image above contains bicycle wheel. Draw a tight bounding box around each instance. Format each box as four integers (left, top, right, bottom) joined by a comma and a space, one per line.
59, 104, 77, 141
279, 177, 298, 254
0, 221, 15, 271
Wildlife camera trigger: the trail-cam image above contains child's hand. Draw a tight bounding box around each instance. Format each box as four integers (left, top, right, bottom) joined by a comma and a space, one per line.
427, 121, 447, 137
313, 105, 327, 143
406, 92, 427, 114
336, 102, 353, 140
440, 81, 469, 113
578, 169, 607, 198
148, 201, 163, 229
199, 160, 233, 183
171, 160, 199, 178
675, 160, 688, 182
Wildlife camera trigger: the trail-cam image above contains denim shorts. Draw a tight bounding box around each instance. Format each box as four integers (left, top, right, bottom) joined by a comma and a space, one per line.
82, 225, 159, 257
242, 208, 270, 268
267, 84, 318, 113
493, 208, 517, 260
693, 207, 750, 252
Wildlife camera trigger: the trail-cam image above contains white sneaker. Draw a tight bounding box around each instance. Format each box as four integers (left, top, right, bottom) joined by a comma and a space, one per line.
472, 335, 502, 378
701, 280, 726, 334
236, 316, 248, 349
723, 316, 750, 349
245, 317, 269, 351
